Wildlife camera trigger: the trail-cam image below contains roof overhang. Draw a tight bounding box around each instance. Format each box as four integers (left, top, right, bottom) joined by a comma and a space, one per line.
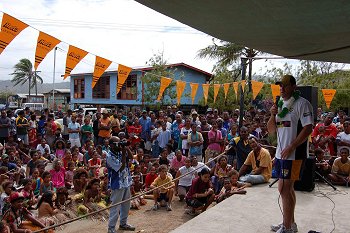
136, 0, 350, 63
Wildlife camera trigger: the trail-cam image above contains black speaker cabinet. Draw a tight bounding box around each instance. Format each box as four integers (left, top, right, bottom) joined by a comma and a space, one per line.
296, 86, 318, 122
294, 156, 315, 192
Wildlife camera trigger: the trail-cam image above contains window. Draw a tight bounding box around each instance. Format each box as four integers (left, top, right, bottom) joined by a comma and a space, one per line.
117, 74, 137, 100
92, 76, 110, 99
74, 78, 85, 99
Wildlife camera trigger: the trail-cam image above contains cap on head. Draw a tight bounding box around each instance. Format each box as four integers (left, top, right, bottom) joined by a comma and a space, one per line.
1, 154, 8, 160
275, 75, 296, 86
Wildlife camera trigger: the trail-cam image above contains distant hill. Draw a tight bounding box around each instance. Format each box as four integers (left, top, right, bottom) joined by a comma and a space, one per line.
0, 80, 70, 94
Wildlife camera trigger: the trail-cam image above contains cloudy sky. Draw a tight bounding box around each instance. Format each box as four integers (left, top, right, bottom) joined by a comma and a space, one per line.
0, 0, 289, 83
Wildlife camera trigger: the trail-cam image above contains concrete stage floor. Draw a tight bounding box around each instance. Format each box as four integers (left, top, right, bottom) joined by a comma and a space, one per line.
171, 182, 349, 233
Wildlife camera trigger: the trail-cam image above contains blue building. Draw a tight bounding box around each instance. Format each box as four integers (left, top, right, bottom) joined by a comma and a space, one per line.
70, 62, 212, 108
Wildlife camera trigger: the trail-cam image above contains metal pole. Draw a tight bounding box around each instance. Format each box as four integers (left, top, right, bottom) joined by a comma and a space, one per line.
239, 57, 248, 129
52, 47, 57, 111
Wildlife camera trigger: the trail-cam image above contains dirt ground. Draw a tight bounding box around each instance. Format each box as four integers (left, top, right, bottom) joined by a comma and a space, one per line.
60, 197, 195, 233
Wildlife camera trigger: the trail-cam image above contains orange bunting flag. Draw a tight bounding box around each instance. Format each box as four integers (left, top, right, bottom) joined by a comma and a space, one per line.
92, 56, 112, 89
270, 84, 281, 102
322, 89, 337, 109
64, 45, 88, 80
157, 77, 172, 101
251, 81, 264, 99
213, 84, 221, 103
241, 80, 246, 92
233, 82, 239, 99
176, 80, 186, 105
0, 13, 28, 54
117, 64, 132, 94
34, 32, 60, 70
202, 84, 210, 105
190, 83, 199, 104
223, 83, 230, 99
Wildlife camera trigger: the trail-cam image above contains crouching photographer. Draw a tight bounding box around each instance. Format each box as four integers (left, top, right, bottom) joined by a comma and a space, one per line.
107, 136, 135, 233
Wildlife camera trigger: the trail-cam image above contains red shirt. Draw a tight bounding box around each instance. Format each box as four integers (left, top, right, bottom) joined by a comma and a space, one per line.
186, 177, 211, 200
144, 173, 158, 188
127, 125, 142, 145
312, 123, 337, 155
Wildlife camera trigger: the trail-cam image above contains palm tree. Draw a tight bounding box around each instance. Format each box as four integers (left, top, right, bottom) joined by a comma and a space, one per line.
10, 58, 43, 102
197, 39, 259, 91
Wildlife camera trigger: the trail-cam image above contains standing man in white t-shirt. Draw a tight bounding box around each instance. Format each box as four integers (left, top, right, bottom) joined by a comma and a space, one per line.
68, 115, 81, 148
267, 75, 313, 233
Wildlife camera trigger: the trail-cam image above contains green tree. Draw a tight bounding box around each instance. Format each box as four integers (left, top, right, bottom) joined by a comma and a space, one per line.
10, 58, 43, 101
141, 52, 184, 108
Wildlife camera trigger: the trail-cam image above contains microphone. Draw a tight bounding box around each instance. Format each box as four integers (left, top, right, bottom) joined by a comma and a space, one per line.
275, 96, 280, 106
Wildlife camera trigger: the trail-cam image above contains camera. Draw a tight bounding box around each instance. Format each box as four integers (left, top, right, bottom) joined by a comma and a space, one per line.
115, 140, 130, 148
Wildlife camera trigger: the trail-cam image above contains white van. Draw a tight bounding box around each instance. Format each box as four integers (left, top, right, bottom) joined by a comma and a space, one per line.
74, 108, 111, 117
22, 103, 44, 111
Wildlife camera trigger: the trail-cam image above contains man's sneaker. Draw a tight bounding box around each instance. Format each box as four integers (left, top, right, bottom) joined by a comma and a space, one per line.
271, 223, 298, 232
107, 228, 117, 233
119, 224, 135, 231
151, 204, 159, 211
276, 226, 294, 233
185, 208, 196, 216
166, 203, 172, 211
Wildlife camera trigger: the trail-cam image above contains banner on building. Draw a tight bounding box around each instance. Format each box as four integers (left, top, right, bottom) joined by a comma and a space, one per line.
190, 82, 198, 104
0, 13, 28, 54
64, 45, 88, 79
157, 77, 172, 101
176, 80, 186, 105
251, 80, 264, 99
322, 89, 337, 109
202, 84, 210, 105
92, 56, 112, 88
34, 32, 60, 70
117, 64, 132, 94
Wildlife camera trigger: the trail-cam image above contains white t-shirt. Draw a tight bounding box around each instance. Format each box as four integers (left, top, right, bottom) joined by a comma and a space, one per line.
192, 162, 210, 174
178, 166, 195, 187
336, 132, 350, 154
275, 97, 313, 160
180, 127, 192, 150
68, 122, 81, 140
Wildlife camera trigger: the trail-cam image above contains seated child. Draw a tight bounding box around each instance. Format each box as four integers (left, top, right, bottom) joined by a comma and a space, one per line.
31, 168, 41, 197
88, 151, 102, 177
327, 147, 350, 186
185, 168, 215, 216
50, 159, 66, 189
314, 148, 331, 177
40, 171, 55, 195
132, 164, 143, 184
84, 178, 102, 205
130, 175, 147, 210
144, 166, 158, 193
212, 155, 232, 194
62, 149, 73, 170
216, 177, 247, 203
65, 161, 75, 189
20, 178, 37, 209
0, 181, 13, 215
37, 191, 67, 224
73, 168, 88, 193
150, 165, 174, 211
3, 192, 48, 233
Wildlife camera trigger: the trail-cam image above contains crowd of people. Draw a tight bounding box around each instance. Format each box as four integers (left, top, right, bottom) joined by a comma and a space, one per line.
0, 94, 348, 232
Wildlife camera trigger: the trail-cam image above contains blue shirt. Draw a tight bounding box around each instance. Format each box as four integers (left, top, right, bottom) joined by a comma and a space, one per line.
171, 121, 183, 142
106, 150, 132, 190
139, 117, 151, 140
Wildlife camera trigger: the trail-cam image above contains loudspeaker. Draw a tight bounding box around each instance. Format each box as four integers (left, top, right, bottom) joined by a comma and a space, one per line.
296, 86, 318, 122
294, 156, 315, 192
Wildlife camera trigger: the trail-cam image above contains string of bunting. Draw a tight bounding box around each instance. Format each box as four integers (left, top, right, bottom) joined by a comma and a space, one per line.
0, 12, 132, 91
0, 12, 338, 107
